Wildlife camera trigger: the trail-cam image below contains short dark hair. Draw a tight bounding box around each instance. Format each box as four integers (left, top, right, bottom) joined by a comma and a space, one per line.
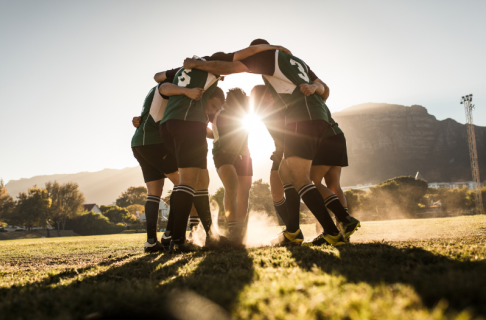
250, 39, 270, 46
210, 51, 226, 58
226, 88, 248, 112
250, 85, 269, 116
209, 86, 225, 103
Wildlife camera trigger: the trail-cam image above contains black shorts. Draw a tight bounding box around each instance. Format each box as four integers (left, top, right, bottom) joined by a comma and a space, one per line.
312, 133, 349, 167
214, 154, 253, 176
284, 120, 328, 160
270, 151, 283, 171
132, 143, 178, 182
159, 120, 208, 169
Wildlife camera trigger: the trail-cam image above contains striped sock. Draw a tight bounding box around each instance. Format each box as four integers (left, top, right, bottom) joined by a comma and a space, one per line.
298, 184, 339, 235
189, 216, 200, 229
171, 185, 195, 243
145, 195, 161, 243
284, 184, 300, 232
193, 189, 213, 233
324, 194, 350, 223
273, 197, 289, 227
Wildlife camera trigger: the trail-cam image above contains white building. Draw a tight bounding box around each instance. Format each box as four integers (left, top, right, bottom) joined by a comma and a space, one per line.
428, 181, 481, 189
138, 200, 170, 222
83, 204, 102, 213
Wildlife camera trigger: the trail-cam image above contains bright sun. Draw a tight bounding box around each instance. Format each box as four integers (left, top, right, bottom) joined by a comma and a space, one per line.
242, 112, 261, 132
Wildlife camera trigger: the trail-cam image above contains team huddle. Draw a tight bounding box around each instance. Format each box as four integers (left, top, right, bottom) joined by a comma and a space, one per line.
131, 39, 360, 253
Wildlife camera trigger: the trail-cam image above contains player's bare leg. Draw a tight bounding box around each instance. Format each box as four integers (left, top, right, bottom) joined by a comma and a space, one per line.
217, 164, 240, 241
236, 175, 252, 242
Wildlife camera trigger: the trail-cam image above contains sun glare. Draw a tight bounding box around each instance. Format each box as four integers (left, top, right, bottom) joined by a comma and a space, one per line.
242, 112, 261, 132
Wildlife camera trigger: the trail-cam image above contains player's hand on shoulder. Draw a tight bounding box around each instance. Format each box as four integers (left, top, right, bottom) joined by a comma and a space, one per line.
184, 58, 198, 69
299, 83, 317, 96
275, 45, 292, 55
132, 116, 142, 128
185, 87, 205, 101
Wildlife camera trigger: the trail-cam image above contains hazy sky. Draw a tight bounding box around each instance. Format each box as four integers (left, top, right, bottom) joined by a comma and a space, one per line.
1, 0, 485, 185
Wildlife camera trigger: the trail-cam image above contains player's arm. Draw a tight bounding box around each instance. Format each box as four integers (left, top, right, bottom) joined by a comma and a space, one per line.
159, 83, 204, 101
314, 79, 330, 102
184, 59, 249, 75
299, 81, 325, 97
154, 67, 181, 83
233, 44, 291, 61
132, 116, 142, 128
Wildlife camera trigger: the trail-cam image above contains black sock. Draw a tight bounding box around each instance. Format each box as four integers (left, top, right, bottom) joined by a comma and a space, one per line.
273, 198, 289, 227
189, 216, 200, 229
171, 185, 195, 243
145, 195, 161, 243
324, 195, 350, 223
284, 184, 300, 233
165, 186, 178, 235
193, 190, 213, 233
298, 184, 339, 235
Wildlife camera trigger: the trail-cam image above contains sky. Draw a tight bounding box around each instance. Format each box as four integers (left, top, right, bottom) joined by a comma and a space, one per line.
1, 0, 485, 185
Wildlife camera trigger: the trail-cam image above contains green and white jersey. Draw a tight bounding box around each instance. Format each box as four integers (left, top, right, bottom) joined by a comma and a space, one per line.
131, 86, 164, 147
323, 107, 343, 138
211, 108, 249, 156
241, 50, 329, 125
161, 57, 220, 124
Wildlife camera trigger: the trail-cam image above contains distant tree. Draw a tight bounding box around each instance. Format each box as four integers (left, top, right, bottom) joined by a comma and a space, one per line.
0, 179, 15, 224
10, 186, 52, 230
249, 179, 275, 216
64, 211, 125, 236
344, 189, 366, 214
99, 205, 115, 214
116, 186, 147, 207
45, 181, 85, 234
364, 176, 428, 214
103, 205, 135, 224
210, 187, 225, 217
127, 204, 145, 217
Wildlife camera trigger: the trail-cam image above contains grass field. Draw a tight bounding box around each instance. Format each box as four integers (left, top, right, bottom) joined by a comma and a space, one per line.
1, 215, 485, 320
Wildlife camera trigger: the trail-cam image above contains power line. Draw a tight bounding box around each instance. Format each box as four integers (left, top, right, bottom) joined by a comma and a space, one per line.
460, 94, 483, 214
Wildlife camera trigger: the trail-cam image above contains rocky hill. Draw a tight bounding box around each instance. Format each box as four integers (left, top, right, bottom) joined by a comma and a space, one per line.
6, 103, 485, 204
335, 103, 486, 186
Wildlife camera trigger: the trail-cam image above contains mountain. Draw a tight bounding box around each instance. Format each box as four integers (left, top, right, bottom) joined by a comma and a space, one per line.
335, 103, 486, 186
5, 168, 146, 206
5, 103, 485, 204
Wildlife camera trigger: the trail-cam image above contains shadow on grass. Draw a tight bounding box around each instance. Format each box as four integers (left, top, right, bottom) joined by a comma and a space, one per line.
287, 242, 486, 317
0, 248, 254, 319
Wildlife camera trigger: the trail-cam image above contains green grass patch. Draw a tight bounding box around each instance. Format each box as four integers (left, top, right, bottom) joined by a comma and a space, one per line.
1, 216, 485, 319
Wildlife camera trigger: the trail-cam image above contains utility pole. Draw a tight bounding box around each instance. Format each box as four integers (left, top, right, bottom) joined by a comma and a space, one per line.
460, 94, 483, 214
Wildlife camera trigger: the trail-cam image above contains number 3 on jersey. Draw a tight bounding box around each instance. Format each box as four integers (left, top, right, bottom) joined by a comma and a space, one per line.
178, 69, 192, 87
290, 59, 309, 82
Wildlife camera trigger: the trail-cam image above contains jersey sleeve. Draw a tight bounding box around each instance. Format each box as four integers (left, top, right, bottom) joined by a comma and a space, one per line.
165, 67, 181, 79
239, 51, 275, 75
157, 78, 175, 100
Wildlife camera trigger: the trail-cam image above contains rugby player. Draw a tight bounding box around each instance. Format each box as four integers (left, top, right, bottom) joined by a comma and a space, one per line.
159, 44, 291, 253
310, 109, 361, 242
131, 77, 205, 253
250, 85, 301, 245
183, 39, 348, 246
210, 88, 252, 244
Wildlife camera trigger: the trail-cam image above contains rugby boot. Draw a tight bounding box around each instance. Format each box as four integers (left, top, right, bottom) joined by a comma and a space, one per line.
302, 232, 346, 247
161, 230, 172, 246
168, 239, 199, 254
270, 229, 304, 246
228, 223, 246, 247
340, 216, 361, 241
144, 240, 165, 253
